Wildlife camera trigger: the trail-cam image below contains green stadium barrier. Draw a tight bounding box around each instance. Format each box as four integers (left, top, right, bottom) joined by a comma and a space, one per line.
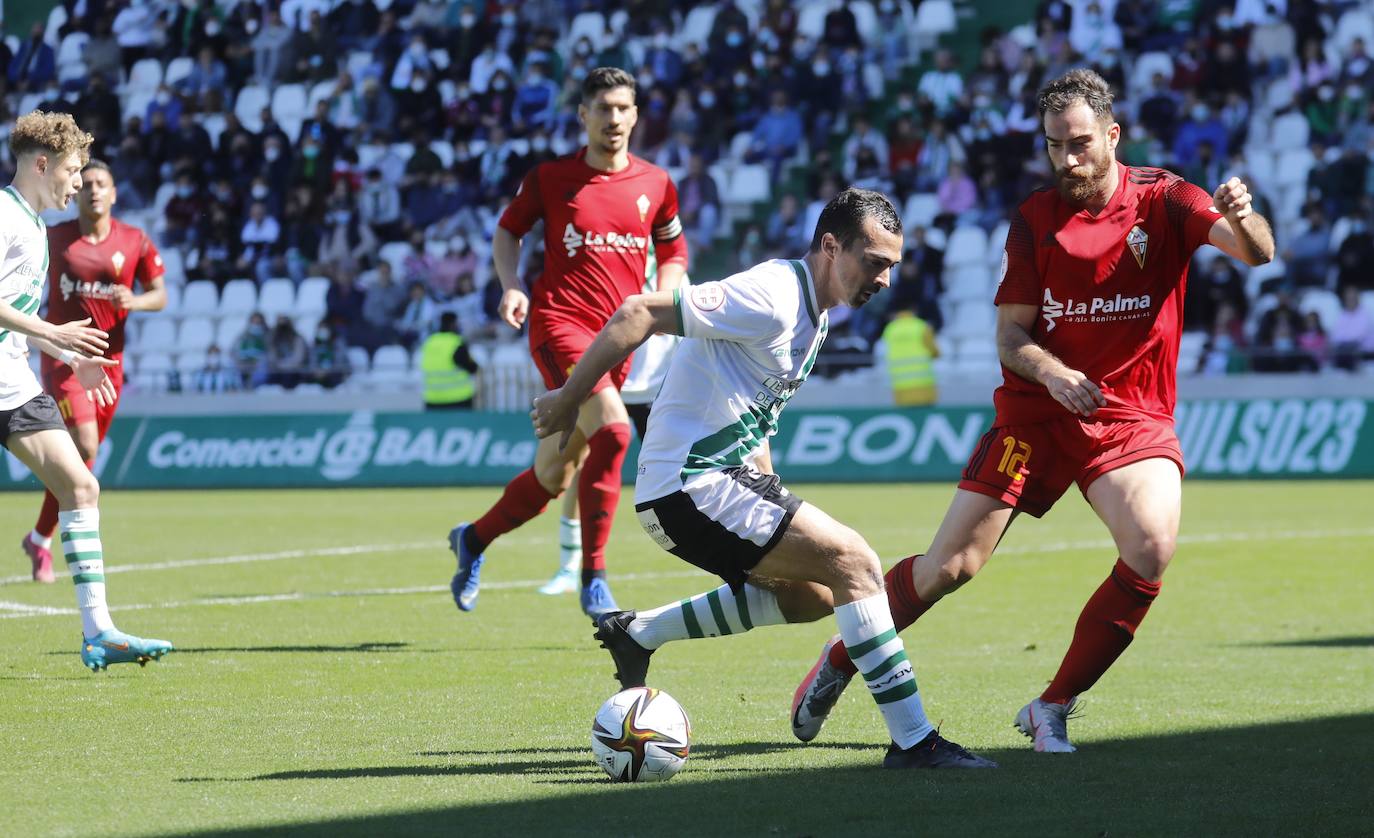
2, 398, 1370, 490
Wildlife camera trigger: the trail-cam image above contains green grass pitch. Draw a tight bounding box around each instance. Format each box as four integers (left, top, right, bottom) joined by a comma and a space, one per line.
1, 481, 1371, 836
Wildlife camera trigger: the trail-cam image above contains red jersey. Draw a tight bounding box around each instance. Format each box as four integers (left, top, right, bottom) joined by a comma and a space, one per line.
994, 163, 1219, 425
44, 218, 164, 359
498, 149, 687, 346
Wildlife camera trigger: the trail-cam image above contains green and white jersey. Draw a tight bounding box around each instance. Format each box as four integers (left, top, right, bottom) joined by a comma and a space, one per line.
635, 258, 827, 503
0, 185, 48, 410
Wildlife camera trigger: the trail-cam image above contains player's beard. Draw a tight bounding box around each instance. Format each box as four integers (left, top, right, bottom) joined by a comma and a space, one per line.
1054, 147, 1114, 207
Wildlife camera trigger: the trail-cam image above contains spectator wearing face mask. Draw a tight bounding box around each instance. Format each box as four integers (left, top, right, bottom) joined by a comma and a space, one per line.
194, 344, 242, 393
317, 198, 377, 284
308, 323, 351, 388
1172, 99, 1228, 168
428, 235, 477, 301
239, 201, 283, 283
1331, 285, 1374, 371
395, 282, 438, 350
164, 174, 206, 247
513, 62, 559, 134
358, 168, 403, 241
234, 313, 272, 388
470, 42, 515, 95
266, 316, 310, 388
252, 8, 295, 87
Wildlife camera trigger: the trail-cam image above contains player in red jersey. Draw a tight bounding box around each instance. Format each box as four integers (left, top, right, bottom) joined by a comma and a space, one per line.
21, 160, 166, 583
447, 67, 688, 617
791, 69, 1276, 752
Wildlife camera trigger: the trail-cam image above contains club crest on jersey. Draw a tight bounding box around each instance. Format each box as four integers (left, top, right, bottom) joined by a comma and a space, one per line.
111, 250, 125, 274
636, 193, 650, 222
1126, 225, 1148, 269
692, 284, 725, 311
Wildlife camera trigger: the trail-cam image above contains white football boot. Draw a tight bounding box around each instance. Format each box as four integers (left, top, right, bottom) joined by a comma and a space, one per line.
1014, 696, 1080, 753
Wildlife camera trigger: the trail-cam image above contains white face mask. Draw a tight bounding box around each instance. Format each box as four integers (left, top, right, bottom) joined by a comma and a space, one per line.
251, 184, 270, 199
264, 147, 281, 161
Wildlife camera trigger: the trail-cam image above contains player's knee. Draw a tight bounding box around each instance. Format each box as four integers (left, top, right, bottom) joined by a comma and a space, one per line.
534, 460, 574, 496
1128, 532, 1176, 580
923, 550, 981, 597
831, 534, 883, 598
68, 471, 99, 509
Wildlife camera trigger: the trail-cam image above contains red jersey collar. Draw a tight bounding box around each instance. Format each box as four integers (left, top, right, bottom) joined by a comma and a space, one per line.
575, 146, 637, 178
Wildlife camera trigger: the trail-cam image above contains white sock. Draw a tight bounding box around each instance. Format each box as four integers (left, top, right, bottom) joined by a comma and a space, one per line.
558, 516, 581, 573
627, 583, 784, 650
30, 529, 52, 549
833, 591, 934, 749
59, 508, 115, 638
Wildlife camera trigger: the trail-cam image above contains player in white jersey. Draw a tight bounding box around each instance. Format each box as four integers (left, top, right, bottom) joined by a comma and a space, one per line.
532, 188, 993, 768
539, 257, 685, 596
0, 111, 172, 671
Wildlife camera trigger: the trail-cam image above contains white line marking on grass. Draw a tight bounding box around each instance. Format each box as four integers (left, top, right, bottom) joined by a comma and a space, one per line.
1, 527, 1369, 620
0, 541, 438, 586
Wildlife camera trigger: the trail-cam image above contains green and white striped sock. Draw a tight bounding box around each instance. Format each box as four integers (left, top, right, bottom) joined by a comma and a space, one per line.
558, 516, 581, 573
60, 508, 114, 639
627, 583, 784, 650
834, 591, 934, 749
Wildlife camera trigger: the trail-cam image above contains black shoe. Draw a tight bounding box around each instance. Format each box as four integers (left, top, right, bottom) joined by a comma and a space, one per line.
882, 730, 999, 769
592, 610, 653, 689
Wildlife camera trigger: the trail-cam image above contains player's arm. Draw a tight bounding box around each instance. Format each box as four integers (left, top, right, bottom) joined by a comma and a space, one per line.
492, 225, 529, 329
1206, 176, 1275, 266
532, 290, 678, 448
0, 305, 108, 356
114, 274, 167, 312
995, 304, 1106, 417
27, 336, 119, 406
653, 179, 689, 292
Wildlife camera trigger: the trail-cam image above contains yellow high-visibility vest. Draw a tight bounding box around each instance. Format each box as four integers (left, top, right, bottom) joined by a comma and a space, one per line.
420, 332, 475, 405
883, 315, 936, 405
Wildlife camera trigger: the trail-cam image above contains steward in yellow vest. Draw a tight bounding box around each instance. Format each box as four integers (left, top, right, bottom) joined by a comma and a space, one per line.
881, 309, 939, 406
421, 312, 479, 409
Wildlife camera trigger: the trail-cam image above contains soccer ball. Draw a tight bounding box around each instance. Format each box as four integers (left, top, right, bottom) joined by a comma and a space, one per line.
590, 687, 691, 782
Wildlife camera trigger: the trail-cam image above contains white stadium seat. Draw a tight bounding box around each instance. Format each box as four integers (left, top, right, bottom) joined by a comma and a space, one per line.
234, 85, 270, 132
295, 277, 331, 319
219, 279, 259, 319
372, 344, 410, 372
944, 265, 993, 303
258, 278, 297, 320
137, 319, 177, 353
164, 56, 195, 88
346, 347, 371, 373
216, 316, 248, 349
177, 317, 217, 352
126, 58, 163, 95
914, 0, 957, 37
1270, 112, 1310, 151
677, 5, 718, 52
902, 193, 941, 230
271, 84, 309, 142
1300, 289, 1342, 329
945, 225, 989, 268
178, 281, 219, 319
727, 164, 771, 207
946, 300, 997, 339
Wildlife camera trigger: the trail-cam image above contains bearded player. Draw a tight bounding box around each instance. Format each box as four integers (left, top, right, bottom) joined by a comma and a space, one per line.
790, 69, 1275, 752
447, 67, 688, 617
21, 159, 166, 583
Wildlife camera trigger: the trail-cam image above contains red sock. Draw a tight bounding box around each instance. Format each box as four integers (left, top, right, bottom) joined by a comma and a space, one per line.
470, 468, 555, 552
1041, 558, 1161, 704
35, 490, 60, 538
578, 423, 630, 581
829, 554, 937, 676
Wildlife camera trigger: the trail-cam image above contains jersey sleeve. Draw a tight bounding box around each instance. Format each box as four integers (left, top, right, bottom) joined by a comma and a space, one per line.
496, 165, 544, 237
652, 176, 688, 269
1165, 178, 1222, 255
674, 269, 784, 343
993, 208, 1041, 306
136, 232, 166, 288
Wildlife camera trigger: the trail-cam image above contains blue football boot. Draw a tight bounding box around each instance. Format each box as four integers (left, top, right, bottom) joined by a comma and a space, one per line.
580, 576, 619, 617
448, 523, 484, 612
81, 629, 174, 672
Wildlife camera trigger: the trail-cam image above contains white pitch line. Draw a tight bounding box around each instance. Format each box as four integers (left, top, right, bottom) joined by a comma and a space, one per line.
1, 527, 1370, 621
0, 541, 439, 586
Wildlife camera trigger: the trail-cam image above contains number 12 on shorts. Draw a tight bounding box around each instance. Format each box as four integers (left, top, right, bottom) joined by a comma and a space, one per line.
998, 436, 1031, 482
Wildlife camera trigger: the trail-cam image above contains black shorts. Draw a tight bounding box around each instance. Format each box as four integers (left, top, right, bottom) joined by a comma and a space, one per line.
634, 466, 803, 590
626, 402, 651, 439
0, 393, 66, 450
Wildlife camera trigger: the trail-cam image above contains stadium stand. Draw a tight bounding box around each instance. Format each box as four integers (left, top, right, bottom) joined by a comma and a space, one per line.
6, 0, 1374, 405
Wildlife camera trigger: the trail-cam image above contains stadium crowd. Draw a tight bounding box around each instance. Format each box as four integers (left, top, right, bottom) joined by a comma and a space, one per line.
4, 0, 1374, 393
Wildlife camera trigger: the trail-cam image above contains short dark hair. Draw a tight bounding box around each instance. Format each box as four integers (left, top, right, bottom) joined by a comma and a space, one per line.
1037, 68, 1115, 124
82, 158, 112, 178
808, 187, 902, 253
581, 67, 636, 104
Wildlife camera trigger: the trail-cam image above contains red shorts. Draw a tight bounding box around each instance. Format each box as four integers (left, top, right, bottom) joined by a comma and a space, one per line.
42, 360, 124, 439
957, 417, 1184, 518
530, 321, 631, 394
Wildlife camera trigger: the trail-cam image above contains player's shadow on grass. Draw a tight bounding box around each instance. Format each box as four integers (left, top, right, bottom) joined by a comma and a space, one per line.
174, 642, 413, 654
180, 713, 1374, 837
1242, 634, 1374, 648
179, 742, 876, 783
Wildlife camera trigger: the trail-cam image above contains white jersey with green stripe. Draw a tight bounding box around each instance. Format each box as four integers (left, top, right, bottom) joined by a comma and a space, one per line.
0, 185, 48, 410
635, 257, 827, 503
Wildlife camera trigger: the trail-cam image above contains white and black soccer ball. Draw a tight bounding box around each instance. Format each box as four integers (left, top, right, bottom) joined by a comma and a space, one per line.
590, 687, 691, 782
